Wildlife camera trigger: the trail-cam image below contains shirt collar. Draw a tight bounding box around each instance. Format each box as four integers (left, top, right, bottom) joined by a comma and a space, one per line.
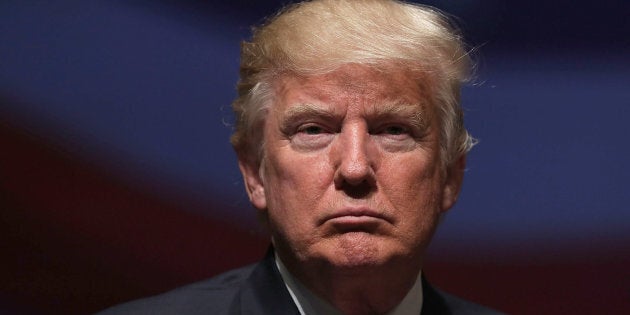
275, 253, 423, 315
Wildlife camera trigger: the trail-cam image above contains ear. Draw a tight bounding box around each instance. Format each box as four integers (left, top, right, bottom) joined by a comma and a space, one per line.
238, 157, 267, 210
441, 155, 466, 212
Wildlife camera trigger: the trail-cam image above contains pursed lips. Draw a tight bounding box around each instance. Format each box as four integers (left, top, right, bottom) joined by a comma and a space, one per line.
319, 207, 392, 227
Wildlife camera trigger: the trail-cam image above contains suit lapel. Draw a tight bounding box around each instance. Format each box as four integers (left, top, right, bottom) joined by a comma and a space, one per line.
231, 248, 300, 315
420, 276, 451, 315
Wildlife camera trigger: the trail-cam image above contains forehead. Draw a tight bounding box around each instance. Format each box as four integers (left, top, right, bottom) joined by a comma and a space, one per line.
273, 64, 432, 111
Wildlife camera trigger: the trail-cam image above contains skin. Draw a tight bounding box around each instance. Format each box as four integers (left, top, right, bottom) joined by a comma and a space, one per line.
239, 64, 465, 315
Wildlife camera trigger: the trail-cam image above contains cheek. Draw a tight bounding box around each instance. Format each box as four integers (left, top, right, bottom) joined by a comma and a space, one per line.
380, 154, 443, 215
271, 147, 332, 186
383, 165, 443, 248
383, 150, 439, 184
262, 150, 332, 215
261, 153, 333, 253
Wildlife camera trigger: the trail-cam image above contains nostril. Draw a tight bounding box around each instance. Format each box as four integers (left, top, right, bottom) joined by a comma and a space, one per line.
340, 180, 373, 199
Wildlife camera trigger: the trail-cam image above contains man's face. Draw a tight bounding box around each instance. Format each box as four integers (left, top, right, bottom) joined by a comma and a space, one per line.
240, 64, 463, 272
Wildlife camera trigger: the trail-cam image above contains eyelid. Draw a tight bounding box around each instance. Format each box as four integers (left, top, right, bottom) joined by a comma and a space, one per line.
371, 122, 411, 134
289, 122, 336, 151
296, 123, 328, 134
281, 115, 341, 138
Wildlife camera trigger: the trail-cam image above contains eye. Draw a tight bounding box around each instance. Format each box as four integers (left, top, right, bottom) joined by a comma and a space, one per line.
383, 125, 407, 135
291, 123, 334, 151
372, 123, 420, 152
299, 125, 324, 135
375, 124, 410, 137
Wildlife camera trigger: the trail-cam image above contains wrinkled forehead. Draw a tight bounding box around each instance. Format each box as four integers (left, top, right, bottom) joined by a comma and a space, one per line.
271, 63, 435, 115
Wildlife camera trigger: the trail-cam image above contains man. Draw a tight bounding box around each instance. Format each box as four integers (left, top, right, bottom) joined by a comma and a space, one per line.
100, 0, 501, 314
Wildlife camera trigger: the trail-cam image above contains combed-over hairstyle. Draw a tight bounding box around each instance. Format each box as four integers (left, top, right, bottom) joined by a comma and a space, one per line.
231, 0, 475, 167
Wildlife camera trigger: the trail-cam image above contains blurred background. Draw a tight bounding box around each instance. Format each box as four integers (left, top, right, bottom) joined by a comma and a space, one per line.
1, 0, 628, 314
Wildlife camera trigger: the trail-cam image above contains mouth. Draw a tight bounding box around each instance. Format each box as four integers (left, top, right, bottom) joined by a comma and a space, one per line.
320, 207, 390, 232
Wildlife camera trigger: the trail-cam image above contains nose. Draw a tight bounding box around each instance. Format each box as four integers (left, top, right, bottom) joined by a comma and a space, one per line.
332, 123, 376, 190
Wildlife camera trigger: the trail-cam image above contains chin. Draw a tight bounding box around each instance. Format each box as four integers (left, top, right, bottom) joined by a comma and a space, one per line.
321, 232, 399, 269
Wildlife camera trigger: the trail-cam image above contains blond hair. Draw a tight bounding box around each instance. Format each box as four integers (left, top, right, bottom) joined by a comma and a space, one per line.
231, 0, 475, 167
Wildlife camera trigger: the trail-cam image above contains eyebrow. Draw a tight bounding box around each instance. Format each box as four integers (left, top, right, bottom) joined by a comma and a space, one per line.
279, 103, 339, 131
278, 101, 429, 131
368, 101, 428, 130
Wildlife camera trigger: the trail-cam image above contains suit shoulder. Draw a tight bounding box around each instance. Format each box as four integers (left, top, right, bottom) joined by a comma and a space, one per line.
435, 288, 505, 315
96, 264, 256, 315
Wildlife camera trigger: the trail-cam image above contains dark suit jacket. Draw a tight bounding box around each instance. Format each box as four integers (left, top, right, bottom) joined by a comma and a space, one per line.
98, 250, 502, 315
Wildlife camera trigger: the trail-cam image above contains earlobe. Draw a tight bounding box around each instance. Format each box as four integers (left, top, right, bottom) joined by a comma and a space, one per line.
441, 155, 466, 212
238, 158, 267, 210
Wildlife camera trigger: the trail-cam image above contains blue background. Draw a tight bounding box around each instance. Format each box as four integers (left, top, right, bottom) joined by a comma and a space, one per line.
2, 0, 628, 244
1, 1, 629, 313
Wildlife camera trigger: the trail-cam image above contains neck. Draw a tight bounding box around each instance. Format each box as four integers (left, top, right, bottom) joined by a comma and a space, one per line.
278, 253, 422, 315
